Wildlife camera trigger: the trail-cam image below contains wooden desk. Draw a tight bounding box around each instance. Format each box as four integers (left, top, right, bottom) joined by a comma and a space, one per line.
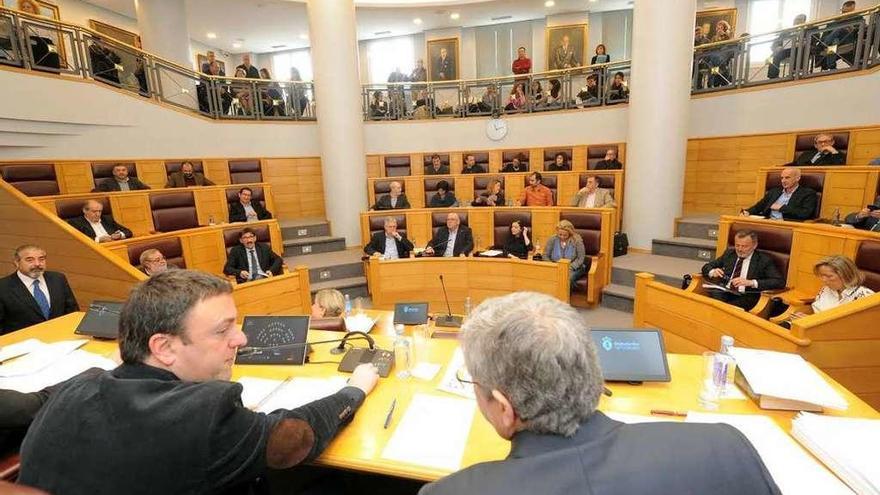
3, 311, 877, 483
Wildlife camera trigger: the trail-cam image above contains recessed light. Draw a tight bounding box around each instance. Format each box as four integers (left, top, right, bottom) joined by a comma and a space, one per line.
232, 42, 242, 48
206, 32, 217, 39
413, 18, 422, 25
544, 0, 555, 6
450, 12, 460, 20
299, 33, 308, 40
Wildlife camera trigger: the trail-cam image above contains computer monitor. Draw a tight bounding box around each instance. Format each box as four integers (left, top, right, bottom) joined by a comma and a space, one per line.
238, 315, 310, 365
74, 301, 124, 339
589, 328, 671, 382
393, 302, 429, 325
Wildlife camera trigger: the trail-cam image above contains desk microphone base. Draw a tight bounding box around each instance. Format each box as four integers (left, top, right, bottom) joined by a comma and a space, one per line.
435, 315, 463, 328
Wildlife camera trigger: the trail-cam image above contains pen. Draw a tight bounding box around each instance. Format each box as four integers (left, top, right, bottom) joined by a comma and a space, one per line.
383, 398, 397, 429
602, 387, 613, 397
650, 409, 687, 418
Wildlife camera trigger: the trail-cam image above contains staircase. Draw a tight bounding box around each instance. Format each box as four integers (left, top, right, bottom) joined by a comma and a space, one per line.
280, 219, 368, 300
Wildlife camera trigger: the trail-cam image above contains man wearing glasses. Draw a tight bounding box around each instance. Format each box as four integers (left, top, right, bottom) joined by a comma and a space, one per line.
422, 292, 781, 495
138, 249, 171, 277
793, 133, 846, 165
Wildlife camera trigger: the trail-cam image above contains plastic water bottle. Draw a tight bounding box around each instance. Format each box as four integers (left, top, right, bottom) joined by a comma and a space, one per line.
719, 335, 737, 394
344, 294, 352, 317
463, 297, 472, 322
394, 335, 412, 379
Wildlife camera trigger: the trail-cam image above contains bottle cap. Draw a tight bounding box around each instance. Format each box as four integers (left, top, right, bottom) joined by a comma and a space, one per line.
721, 335, 734, 347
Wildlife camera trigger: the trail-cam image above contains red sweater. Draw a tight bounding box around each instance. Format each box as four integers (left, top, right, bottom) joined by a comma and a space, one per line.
512, 57, 532, 75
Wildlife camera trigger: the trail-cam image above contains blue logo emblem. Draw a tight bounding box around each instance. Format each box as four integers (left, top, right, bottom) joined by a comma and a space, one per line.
601, 336, 614, 351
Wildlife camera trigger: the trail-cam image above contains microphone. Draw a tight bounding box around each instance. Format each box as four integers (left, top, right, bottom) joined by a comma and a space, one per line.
435, 274, 463, 328
237, 332, 375, 358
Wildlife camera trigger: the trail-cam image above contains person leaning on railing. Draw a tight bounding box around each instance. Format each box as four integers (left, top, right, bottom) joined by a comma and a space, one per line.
816, 1, 860, 71
259, 68, 286, 117
767, 14, 808, 79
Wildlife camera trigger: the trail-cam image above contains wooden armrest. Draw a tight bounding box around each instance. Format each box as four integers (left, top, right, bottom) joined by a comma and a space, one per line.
769, 304, 813, 324
684, 273, 704, 294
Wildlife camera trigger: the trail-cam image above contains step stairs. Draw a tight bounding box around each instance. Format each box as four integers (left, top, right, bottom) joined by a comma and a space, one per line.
600, 252, 705, 313
279, 219, 368, 298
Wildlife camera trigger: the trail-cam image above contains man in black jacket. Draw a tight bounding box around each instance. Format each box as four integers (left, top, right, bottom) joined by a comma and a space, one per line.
223, 227, 283, 283
593, 149, 623, 170
67, 199, 133, 242
1, 387, 54, 456
371, 181, 410, 210
93, 164, 151, 192
793, 133, 846, 165
228, 187, 273, 223
364, 217, 414, 259
741, 167, 818, 221
461, 154, 485, 174
18, 269, 379, 495
0, 245, 79, 335
845, 195, 880, 231
425, 212, 474, 257
701, 230, 785, 310
425, 155, 450, 175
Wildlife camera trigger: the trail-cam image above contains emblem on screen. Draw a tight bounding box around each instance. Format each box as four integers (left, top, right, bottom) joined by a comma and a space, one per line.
601, 336, 614, 351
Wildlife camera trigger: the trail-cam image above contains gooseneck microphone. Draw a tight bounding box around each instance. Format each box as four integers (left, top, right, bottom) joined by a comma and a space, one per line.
435, 275, 463, 328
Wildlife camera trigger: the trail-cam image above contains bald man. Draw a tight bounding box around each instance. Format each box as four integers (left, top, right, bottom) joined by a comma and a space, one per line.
67, 199, 133, 242
741, 167, 818, 221
793, 133, 846, 165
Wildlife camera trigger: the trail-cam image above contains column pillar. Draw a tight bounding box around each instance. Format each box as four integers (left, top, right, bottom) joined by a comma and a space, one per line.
307, 0, 367, 245
622, 0, 696, 249
134, 0, 192, 68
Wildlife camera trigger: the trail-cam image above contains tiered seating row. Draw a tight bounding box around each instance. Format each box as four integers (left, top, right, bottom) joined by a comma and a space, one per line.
754, 166, 880, 221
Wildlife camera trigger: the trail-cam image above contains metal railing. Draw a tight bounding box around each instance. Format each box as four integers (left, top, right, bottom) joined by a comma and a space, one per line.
0, 6, 316, 121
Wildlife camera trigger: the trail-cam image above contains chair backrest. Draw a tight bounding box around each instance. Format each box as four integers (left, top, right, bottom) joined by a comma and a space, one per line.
543, 148, 572, 169
727, 222, 793, 279
55, 196, 111, 221
431, 211, 469, 237
91, 162, 137, 181
0, 164, 59, 196
373, 179, 401, 195
493, 210, 531, 247
424, 177, 455, 205
587, 144, 620, 169
522, 174, 558, 204
225, 186, 266, 209
765, 170, 825, 219
149, 192, 198, 232
501, 150, 529, 168
463, 152, 490, 170
855, 240, 880, 292
793, 132, 850, 161
560, 212, 603, 256
127, 237, 186, 270
164, 160, 204, 175
223, 224, 271, 250
228, 159, 263, 183
579, 173, 616, 190
474, 176, 504, 198
368, 214, 407, 238
384, 155, 411, 177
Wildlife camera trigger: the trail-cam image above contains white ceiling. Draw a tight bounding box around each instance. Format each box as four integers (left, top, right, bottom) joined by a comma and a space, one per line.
83, 0, 632, 54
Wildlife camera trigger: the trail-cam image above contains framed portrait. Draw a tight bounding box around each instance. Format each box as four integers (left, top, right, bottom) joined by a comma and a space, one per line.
695, 8, 737, 43
426, 37, 459, 82
546, 23, 588, 71
89, 19, 141, 49
196, 53, 225, 74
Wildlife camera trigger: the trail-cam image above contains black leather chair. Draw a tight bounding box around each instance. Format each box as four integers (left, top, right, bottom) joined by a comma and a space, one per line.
55, 196, 111, 222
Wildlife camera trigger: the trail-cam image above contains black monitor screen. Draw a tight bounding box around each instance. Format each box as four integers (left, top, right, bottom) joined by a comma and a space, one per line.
589, 328, 671, 382
238, 316, 310, 365
394, 302, 429, 325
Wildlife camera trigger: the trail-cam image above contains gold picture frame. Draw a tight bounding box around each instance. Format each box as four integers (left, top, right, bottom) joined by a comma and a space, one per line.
89, 19, 141, 49
426, 37, 459, 81
545, 23, 588, 71
196, 53, 226, 75
696, 8, 737, 42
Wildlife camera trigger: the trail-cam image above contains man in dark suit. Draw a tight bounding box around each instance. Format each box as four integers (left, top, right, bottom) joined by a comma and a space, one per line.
419, 292, 781, 495
371, 181, 410, 210
165, 161, 215, 188
93, 164, 151, 192
741, 167, 818, 221
845, 195, 880, 231
0, 245, 79, 335
67, 199, 133, 243
424, 213, 473, 257
461, 154, 485, 174
701, 230, 786, 310
793, 133, 846, 165
364, 217, 414, 260
228, 187, 272, 223
223, 227, 283, 283
235, 53, 260, 79
593, 148, 623, 170
425, 155, 450, 175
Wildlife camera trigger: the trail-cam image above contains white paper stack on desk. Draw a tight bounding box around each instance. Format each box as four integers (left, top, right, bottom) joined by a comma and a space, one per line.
0, 339, 117, 393
237, 376, 348, 413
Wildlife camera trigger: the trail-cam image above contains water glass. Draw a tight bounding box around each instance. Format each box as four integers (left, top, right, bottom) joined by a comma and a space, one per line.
698, 351, 723, 410
394, 338, 412, 379
412, 324, 429, 364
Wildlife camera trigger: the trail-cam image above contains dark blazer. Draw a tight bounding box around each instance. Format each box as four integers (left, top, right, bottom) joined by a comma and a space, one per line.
419, 412, 781, 495
93, 177, 151, 192
424, 165, 450, 175
165, 172, 215, 188
428, 226, 474, 257
546, 163, 570, 171
364, 232, 414, 258
372, 194, 411, 210
701, 248, 786, 290
0, 386, 55, 455
461, 165, 485, 174
236, 64, 261, 79
68, 215, 133, 241
593, 159, 623, 170
223, 243, 283, 283
501, 163, 527, 173
793, 149, 846, 166
845, 195, 880, 231
228, 201, 272, 223
429, 193, 458, 208
0, 271, 79, 335
745, 186, 818, 221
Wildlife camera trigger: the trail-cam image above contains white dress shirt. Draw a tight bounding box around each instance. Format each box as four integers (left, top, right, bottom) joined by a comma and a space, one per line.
583, 191, 597, 208
18, 271, 51, 306
384, 235, 399, 259
443, 229, 458, 257
727, 254, 759, 292
89, 219, 111, 242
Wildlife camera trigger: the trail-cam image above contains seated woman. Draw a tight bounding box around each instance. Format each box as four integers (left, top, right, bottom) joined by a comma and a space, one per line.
505, 83, 526, 112
429, 180, 459, 208
471, 179, 504, 207
544, 220, 589, 291
311, 288, 345, 318
780, 255, 874, 327
502, 220, 533, 259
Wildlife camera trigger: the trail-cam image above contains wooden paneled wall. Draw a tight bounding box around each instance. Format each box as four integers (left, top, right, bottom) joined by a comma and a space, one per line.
262, 158, 325, 220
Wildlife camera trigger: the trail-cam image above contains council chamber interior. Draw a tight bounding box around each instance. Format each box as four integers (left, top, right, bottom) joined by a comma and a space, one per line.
1, 0, 879, 493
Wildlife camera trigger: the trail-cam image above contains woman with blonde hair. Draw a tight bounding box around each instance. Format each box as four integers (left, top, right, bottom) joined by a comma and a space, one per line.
810, 255, 874, 313
311, 289, 346, 318
544, 220, 587, 291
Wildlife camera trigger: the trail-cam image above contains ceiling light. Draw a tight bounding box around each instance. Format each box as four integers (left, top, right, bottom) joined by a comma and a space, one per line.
544, 0, 555, 6
450, 12, 460, 20
413, 18, 422, 25
232, 42, 242, 48
206, 32, 217, 39
299, 33, 308, 40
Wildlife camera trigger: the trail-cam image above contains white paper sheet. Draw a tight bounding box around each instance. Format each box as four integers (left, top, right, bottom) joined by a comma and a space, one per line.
382, 393, 476, 472
436, 347, 475, 399
237, 376, 348, 413
0, 349, 116, 392
411, 362, 441, 381
0, 338, 43, 363
0, 339, 88, 377
687, 412, 854, 495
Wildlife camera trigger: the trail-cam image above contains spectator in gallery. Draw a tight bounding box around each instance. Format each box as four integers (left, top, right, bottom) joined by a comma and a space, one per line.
505, 83, 526, 111
235, 53, 260, 79
410, 59, 427, 82
502, 156, 526, 173
591, 44, 610, 65
289, 67, 309, 118
93, 164, 150, 192
232, 66, 253, 115
480, 85, 499, 113
461, 154, 485, 174
199, 61, 232, 115
166, 161, 215, 188
844, 195, 880, 231
458, 87, 481, 115
229, 187, 273, 223
259, 68, 285, 117
593, 149, 623, 170
472, 179, 504, 207
88, 36, 122, 85
388, 66, 407, 83
793, 133, 846, 165
546, 79, 562, 106
370, 91, 388, 119
371, 181, 411, 210
200, 51, 224, 75
429, 180, 459, 208
577, 73, 600, 106
425, 155, 450, 175
511, 46, 532, 76
133, 57, 149, 96
608, 71, 629, 102
818, 1, 859, 71
547, 153, 570, 172
767, 14, 807, 79
413, 89, 434, 119
529, 81, 546, 108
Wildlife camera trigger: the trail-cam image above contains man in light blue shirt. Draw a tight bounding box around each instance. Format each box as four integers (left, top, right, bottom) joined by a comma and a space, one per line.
363, 217, 414, 259
741, 167, 817, 222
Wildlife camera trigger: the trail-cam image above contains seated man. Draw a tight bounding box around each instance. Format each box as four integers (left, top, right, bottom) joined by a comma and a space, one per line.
518, 172, 554, 206
223, 227, 284, 283
165, 161, 215, 188
425, 212, 473, 258
793, 134, 846, 165
593, 149, 623, 170
0, 244, 78, 335
93, 164, 151, 192
229, 187, 272, 223
138, 249, 172, 276
461, 154, 485, 174
844, 195, 880, 231
501, 156, 527, 173
571, 175, 616, 208
372, 181, 410, 210
419, 292, 781, 495
701, 229, 785, 311
68, 199, 133, 243
18, 269, 378, 494
364, 217, 414, 260
741, 167, 817, 221
425, 155, 450, 175
546, 153, 570, 171
429, 180, 458, 208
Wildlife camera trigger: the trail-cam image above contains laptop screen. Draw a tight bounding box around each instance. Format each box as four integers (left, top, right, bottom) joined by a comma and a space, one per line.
589, 328, 671, 382
393, 302, 429, 325
238, 316, 310, 365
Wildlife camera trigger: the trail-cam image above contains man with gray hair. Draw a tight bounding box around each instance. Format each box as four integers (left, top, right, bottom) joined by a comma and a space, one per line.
741, 167, 818, 221
793, 133, 846, 165
420, 292, 781, 495
364, 216, 414, 259
0, 244, 78, 334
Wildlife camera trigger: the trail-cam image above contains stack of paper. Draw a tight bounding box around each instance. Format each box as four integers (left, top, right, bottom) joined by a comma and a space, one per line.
0, 339, 88, 377
238, 376, 347, 413
687, 412, 854, 495
792, 412, 880, 495
0, 347, 116, 393
728, 347, 848, 412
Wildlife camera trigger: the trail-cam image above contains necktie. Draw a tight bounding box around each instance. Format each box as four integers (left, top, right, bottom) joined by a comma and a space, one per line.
248, 249, 259, 280
731, 257, 745, 279
32, 279, 50, 319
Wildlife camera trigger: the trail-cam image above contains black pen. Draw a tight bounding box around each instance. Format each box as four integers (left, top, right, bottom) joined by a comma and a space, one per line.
383, 398, 397, 429
603, 387, 613, 397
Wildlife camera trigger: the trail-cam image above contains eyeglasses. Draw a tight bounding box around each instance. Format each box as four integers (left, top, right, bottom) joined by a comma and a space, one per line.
144, 257, 166, 263
455, 368, 482, 389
